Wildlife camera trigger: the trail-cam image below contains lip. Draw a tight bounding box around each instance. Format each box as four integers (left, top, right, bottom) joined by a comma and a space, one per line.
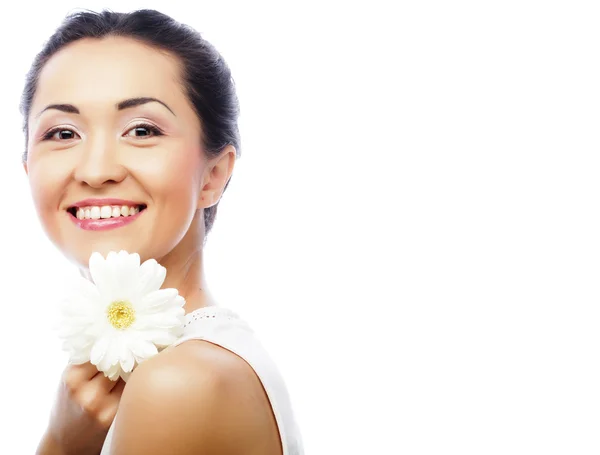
68, 208, 145, 231
68, 198, 145, 209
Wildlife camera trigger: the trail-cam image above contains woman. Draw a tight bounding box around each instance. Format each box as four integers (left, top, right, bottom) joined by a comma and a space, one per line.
22, 8, 303, 455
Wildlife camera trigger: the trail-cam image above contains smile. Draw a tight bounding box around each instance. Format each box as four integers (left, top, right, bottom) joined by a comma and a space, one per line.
67, 203, 147, 231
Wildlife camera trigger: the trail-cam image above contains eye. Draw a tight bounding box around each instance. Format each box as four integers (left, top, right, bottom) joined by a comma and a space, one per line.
124, 123, 164, 139
42, 128, 79, 141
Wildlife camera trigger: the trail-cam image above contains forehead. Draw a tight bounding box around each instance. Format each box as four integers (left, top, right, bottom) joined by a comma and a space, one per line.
33, 36, 185, 113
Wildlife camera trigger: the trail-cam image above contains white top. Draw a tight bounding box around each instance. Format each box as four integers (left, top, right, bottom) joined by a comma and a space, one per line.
100, 306, 304, 455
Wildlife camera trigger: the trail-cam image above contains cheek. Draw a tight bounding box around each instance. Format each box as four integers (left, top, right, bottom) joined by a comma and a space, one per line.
26, 159, 71, 248
134, 149, 204, 257
138, 147, 203, 215
28, 161, 67, 217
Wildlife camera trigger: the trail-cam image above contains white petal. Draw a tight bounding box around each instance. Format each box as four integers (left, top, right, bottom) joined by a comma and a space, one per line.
164, 306, 185, 318
119, 346, 136, 373
129, 339, 158, 363
56, 323, 89, 339
142, 330, 179, 347
106, 251, 119, 263
55, 311, 91, 326
109, 251, 140, 301
104, 363, 122, 382
136, 289, 179, 313
134, 312, 184, 330
96, 350, 111, 373
142, 294, 186, 313
73, 276, 102, 304
65, 332, 89, 350
98, 342, 119, 373
58, 302, 91, 320
59, 308, 99, 326
136, 259, 167, 296
90, 336, 110, 367
69, 351, 90, 365
172, 295, 186, 309
82, 320, 107, 339
89, 253, 114, 299
124, 253, 141, 281
122, 250, 140, 269
64, 347, 83, 359
59, 281, 102, 318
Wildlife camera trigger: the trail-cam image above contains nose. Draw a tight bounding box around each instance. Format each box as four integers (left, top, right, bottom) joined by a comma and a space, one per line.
73, 135, 128, 187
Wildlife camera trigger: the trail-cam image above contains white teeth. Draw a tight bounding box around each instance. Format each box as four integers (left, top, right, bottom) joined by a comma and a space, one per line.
73, 204, 143, 220
100, 206, 112, 219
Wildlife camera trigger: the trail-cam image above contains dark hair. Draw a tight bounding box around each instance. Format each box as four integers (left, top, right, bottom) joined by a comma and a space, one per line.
19, 8, 241, 239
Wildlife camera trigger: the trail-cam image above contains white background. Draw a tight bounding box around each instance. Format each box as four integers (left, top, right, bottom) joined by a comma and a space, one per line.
0, 1, 599, 454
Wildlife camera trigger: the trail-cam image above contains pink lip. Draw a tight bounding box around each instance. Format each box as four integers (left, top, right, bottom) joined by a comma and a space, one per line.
69, 209, 145, 231
69, 198, 144, 208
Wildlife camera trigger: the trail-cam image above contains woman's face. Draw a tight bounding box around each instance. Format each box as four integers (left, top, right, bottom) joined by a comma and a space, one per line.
25, 36, 208, 267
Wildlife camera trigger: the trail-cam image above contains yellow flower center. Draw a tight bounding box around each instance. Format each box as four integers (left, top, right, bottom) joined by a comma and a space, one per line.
106, 301, 136, 329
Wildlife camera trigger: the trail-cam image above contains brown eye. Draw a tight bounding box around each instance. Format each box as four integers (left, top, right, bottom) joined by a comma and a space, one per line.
124, 123, 164, 138
43, 128, 79, 141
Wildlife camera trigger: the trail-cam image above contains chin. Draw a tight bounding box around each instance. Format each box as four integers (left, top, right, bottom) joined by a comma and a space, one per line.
65, 240, 144, 267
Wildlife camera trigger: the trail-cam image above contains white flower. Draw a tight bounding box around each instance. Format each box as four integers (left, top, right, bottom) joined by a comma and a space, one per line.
55, 250, 186, 382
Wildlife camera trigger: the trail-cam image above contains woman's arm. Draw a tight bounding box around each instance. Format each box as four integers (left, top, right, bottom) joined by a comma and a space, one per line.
36, 432, 67, 455
108, 341, 282, 455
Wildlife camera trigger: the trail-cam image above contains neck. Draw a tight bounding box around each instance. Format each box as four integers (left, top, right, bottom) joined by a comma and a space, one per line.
151, 211, 216, 314
160, 244, 215, 314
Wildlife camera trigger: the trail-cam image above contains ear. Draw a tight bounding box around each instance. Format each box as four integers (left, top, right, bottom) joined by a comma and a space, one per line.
199, 145, 236, 208
22, 161, 28, 176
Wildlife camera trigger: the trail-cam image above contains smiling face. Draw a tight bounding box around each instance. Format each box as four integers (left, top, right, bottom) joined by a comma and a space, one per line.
25, 36, 208, 267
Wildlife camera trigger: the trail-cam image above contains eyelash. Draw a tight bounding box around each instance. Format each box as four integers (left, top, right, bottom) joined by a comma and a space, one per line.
41, 122, 164, 141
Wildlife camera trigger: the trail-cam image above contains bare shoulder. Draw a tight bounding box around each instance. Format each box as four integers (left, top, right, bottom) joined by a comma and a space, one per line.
109, 340, 282, 455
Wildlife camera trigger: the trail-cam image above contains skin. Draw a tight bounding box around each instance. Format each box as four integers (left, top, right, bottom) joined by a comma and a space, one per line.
26, 36, 282, 455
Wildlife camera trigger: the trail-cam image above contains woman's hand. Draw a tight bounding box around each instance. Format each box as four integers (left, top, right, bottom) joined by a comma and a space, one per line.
39, 361, 126, 455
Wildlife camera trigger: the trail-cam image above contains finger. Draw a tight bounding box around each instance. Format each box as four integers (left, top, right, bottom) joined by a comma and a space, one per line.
109, 378, 126, 397
104, 379, 126, 413
63, 361, 100, 387
88, 370, 122, 393
76, 372, 120, 414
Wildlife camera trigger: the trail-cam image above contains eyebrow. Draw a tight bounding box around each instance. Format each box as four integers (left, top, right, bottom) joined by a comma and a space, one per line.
35, 97, 176, 119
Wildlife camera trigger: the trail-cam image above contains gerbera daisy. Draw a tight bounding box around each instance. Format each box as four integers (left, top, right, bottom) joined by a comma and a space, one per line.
55, 250, 185, 382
